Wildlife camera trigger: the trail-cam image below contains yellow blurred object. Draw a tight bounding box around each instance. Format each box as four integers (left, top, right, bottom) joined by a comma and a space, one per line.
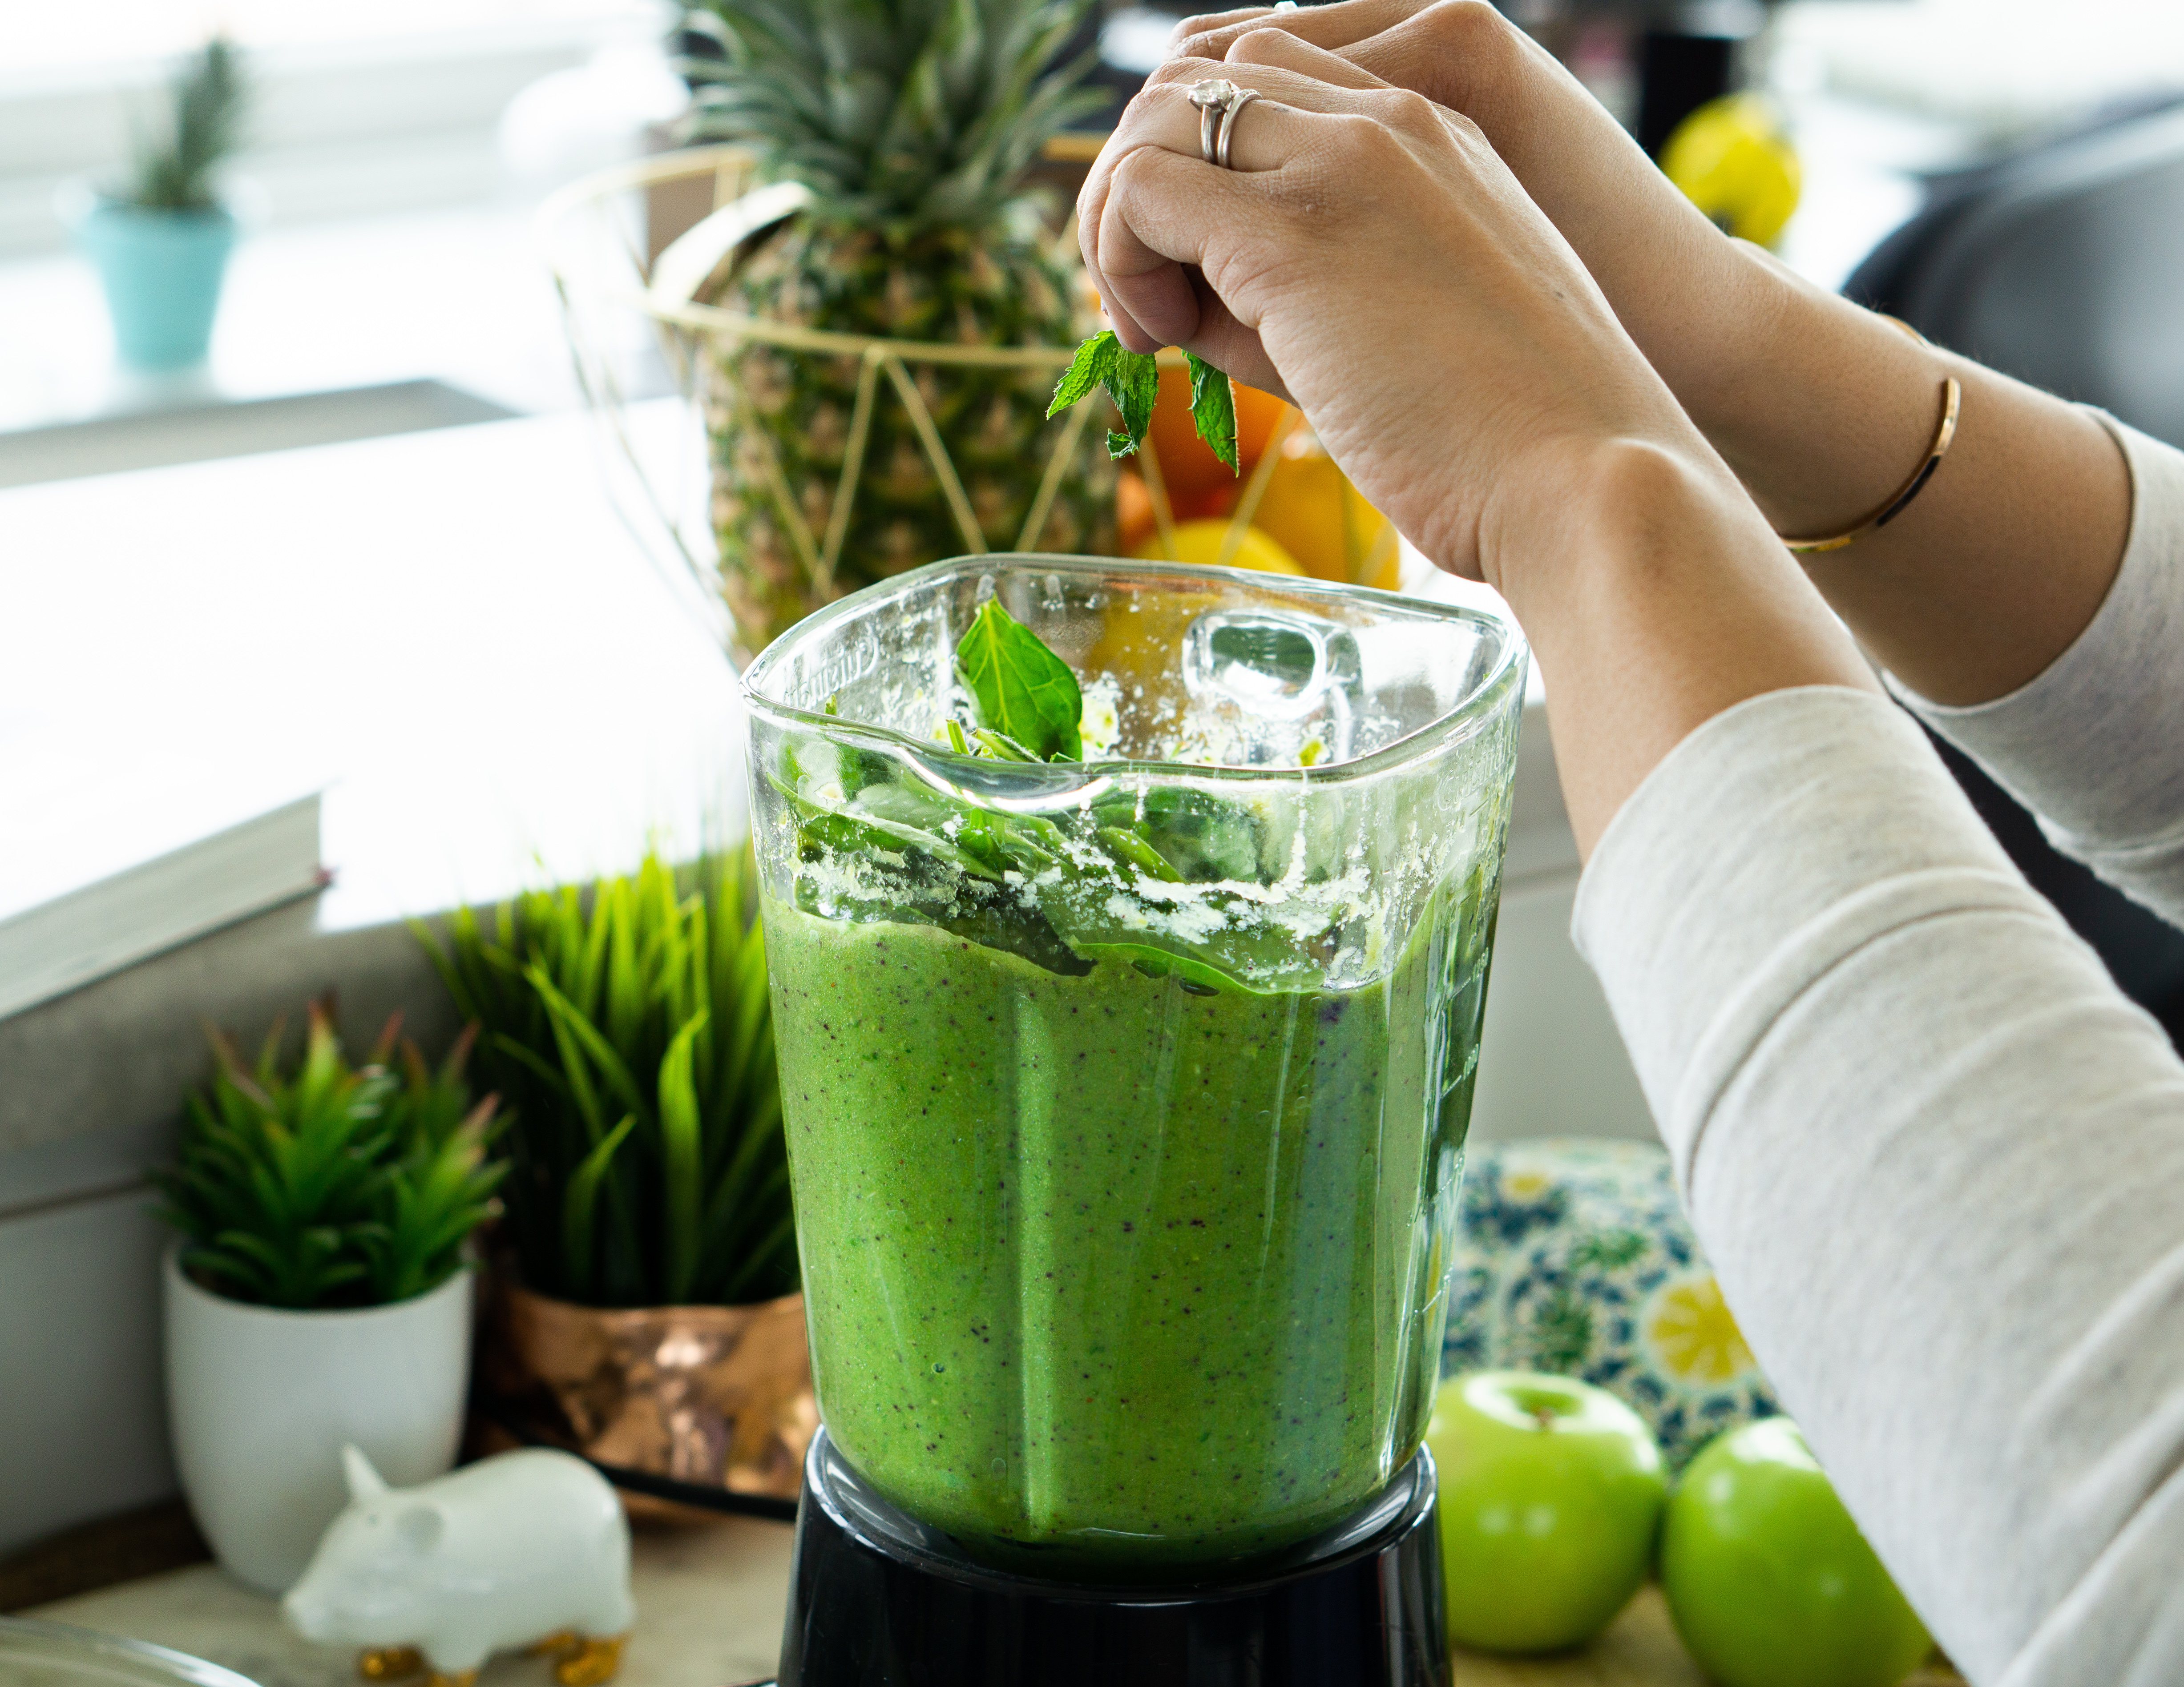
1131, 518, 1305, 576
1660, 93, 1801, 249
1251, 436, 1401, 589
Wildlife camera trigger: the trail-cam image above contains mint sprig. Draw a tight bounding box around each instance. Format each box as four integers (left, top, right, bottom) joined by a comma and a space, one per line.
1050, 331, 1240, 474
1185, 351, 1238, 473
953, 598, 1083, 761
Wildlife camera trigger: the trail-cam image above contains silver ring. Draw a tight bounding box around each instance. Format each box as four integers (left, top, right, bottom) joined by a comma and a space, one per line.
1217, 87, 1260, 169
1187, 79, 1260, 169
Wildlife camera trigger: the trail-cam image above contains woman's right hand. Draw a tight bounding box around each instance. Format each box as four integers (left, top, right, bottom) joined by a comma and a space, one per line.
1169, 0, 2136, 718
1171, 1, 1792, 438
1074, 49, 1728, 588
1168, 2, 1965, 556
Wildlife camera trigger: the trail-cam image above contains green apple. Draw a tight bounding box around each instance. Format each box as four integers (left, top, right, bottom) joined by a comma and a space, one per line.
1424, 1369, 1667, 1653
1660, 1417, 1931, 1687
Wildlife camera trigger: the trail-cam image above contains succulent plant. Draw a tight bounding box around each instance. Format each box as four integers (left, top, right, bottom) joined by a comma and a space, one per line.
154, 1003, 504, 1310
417, 844, 793, 1309
126, 37, 246, 213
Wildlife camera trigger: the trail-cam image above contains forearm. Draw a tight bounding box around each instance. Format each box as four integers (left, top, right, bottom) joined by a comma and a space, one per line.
1574, 687, 2184, 1685
1892, 418, 2184, 924
1681, 248, 2132, 707
1192, 1, 2132, 704
1485, 434, 1876, 854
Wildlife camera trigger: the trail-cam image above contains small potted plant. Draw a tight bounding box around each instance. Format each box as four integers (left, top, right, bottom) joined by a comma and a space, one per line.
421, 843, 812, 1510
62, 37, 248, 369
156, 1003, 504, 1592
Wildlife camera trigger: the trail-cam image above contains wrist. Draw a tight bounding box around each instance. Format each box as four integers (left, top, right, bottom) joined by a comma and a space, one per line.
1680, 251, 1944, 535
1478, 432, 1745, 608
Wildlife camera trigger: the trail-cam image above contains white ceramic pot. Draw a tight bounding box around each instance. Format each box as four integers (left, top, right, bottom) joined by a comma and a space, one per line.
163, 1244, 474, 1592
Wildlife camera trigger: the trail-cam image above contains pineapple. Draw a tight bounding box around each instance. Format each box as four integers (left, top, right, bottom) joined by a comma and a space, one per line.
680, 0, 1117, 658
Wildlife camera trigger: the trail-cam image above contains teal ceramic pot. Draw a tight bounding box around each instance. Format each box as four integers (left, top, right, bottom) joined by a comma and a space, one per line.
1443, 1138, 1779, 1469
64, 191, 239, 370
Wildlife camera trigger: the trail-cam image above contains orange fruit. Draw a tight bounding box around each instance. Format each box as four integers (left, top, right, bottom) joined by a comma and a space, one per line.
1143, 369, 1293, 500
1131, 518, 1305, 576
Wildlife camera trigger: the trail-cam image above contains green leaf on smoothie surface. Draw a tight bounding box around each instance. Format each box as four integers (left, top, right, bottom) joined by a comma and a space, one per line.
953, 598, 1083, 762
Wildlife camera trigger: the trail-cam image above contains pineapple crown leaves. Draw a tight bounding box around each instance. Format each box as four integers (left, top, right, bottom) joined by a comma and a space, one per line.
128, 36, 246, 213
679, 0, 1105, 240
153, 1002, 505, 1311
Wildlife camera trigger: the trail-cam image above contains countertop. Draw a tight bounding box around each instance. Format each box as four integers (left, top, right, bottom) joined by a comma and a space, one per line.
28, 1518, 1966, 1687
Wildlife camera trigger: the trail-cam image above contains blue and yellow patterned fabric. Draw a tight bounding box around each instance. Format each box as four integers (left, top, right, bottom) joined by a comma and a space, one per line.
1443, 1138, 1779, 1469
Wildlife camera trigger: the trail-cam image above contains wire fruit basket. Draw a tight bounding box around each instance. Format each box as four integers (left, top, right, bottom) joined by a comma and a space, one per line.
538, 145, 1402, 663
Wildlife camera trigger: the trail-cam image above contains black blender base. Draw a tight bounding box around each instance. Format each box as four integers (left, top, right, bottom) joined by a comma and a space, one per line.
776, 1429, 1449, 1687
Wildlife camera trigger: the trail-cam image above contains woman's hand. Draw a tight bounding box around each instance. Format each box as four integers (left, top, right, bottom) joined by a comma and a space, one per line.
1167, 0, 2133, 709
1170, 0, 1776, 427
1081, 48, 1877, 854
1076, 50, 1708, 586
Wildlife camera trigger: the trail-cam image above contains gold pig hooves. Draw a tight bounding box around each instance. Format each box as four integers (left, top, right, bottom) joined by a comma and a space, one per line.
358, 1650, 426, 1682
535, 1631, 629, 1687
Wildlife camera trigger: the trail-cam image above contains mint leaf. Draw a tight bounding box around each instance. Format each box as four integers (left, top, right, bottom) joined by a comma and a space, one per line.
1048, 332, 1120, 417
1185, 352, 1239, 474
1054, 330, 1163, 462
1107, 344, 1160, 456
953, 598, 1083, 762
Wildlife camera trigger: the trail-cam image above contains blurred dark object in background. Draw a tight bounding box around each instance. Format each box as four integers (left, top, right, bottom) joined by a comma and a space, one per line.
1851, 96, 2184, 1040
1632, 0, 1765, 157
1848, 93, 2184, 449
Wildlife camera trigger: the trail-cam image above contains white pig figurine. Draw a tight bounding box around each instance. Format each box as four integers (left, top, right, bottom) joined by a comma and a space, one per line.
282, 1445, 635, 1687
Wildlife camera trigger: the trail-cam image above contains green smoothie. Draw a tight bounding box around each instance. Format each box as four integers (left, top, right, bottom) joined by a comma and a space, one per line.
767, 887, 1491, 1577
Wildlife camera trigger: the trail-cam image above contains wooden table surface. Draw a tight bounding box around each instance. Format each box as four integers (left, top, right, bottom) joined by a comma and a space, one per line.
31, 1515, 1961, 1687
1449, 1586, 1964, 1686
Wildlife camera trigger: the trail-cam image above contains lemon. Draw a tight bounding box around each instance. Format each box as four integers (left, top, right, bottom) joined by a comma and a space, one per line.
1660, 93, 1801, 249
1130, 518, 1305, 576
1252, 448, 1400, 589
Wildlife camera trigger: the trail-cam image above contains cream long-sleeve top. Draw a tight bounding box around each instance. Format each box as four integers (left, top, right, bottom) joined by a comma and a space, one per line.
1572, 415, 2184, 1687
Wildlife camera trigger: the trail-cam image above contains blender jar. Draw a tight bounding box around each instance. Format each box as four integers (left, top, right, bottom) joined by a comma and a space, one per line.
743, 556, 1526, 1580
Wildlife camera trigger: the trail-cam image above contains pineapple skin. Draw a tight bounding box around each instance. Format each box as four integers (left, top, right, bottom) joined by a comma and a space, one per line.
702, 219, 1115, 660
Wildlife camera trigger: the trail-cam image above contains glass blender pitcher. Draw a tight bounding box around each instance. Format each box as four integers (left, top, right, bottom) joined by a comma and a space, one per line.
743, 556, 1526, 1683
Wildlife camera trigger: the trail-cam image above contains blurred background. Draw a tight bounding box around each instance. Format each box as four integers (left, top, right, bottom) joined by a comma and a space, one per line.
7, 0, 2184, 440
7, 0, 2184, 1609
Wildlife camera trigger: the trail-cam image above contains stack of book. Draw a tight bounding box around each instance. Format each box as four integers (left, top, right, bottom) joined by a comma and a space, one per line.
1, 776, 327, 1024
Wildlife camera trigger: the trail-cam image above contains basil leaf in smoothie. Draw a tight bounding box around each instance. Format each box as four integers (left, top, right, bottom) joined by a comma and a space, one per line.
1091, 785, 1262, 883
954, 598, 1083, 762
1070, 941, 1258, 997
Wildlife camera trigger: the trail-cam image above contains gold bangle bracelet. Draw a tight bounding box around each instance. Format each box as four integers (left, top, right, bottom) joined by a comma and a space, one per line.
1782, 374, 1962, 555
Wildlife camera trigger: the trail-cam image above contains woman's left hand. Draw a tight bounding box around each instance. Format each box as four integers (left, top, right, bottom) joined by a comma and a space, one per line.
1075, 44, 1709, 584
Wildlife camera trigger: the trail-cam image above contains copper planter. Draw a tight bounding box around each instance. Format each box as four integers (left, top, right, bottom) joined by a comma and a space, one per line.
478, 1270, 816, 1517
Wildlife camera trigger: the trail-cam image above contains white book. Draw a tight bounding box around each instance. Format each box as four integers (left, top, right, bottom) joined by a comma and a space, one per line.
0, 780, 326, 1024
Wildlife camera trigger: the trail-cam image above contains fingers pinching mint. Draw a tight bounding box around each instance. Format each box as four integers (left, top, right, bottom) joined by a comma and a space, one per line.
1051, 331, 1239, 471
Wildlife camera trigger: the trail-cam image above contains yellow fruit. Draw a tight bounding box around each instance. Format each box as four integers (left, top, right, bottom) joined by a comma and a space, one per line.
1251, 446, 1400, 589
1131, 518, 1305, 576
1660, 93, 1801, 249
